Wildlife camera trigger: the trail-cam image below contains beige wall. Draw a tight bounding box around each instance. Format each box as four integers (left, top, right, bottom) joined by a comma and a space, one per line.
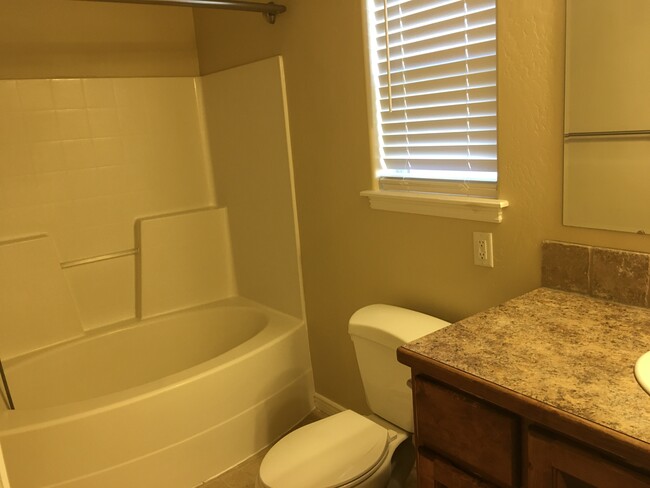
197, 1, 649, 412
0, 0, 199, 79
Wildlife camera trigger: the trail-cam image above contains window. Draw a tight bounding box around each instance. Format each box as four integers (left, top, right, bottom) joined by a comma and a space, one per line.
362, 0, 507, 222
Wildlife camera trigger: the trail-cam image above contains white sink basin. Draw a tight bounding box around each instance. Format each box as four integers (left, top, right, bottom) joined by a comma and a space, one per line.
635, 351, 650, 395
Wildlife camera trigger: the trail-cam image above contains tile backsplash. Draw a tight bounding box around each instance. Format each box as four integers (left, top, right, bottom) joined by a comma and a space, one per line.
542, 241, 650, 308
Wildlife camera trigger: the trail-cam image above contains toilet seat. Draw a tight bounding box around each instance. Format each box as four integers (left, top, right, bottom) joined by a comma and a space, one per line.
258, 410, 390, 488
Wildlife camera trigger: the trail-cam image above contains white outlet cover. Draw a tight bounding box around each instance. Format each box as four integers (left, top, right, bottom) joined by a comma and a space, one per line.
473, 232, 494, 268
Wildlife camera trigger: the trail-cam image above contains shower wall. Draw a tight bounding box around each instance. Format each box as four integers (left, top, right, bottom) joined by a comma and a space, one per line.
0, 0, 207, 333
0, 3, 305, 341
0, 77, 216, 329
202, 57, 304, 319
0, 15, 311, 487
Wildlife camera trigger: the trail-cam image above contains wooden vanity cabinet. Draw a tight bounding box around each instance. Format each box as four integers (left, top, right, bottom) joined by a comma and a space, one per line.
418, 448, 497, 488
527, 429, 650, 488
410, 374, 650, 488
414, 378, 519, 487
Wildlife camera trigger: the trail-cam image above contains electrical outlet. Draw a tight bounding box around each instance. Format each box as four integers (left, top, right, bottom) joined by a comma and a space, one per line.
473, 232, 494, 268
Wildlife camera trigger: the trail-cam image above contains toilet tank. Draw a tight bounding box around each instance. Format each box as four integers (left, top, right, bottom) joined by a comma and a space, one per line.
348, 304, 449, 432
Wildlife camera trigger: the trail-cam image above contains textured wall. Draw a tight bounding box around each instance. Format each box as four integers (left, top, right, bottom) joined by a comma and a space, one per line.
194, 0, 650, 411
0, 0, 199, 79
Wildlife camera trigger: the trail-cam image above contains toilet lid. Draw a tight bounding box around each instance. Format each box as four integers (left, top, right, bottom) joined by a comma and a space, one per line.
259, 410, 389, 488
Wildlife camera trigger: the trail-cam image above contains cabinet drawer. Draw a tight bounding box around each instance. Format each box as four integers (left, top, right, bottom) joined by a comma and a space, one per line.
528, 428, 650, 488
414, 378, 519, 487
418, 448, 497, 488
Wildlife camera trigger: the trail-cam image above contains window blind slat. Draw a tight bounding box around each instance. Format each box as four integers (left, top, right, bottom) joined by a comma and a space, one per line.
380, 100, 496, 124
376, 24, 496, 66
374, 0, 495, 31
373, 0, 464, 18
368, 0, 498, 191
372, 0, 426, 13
379, 86, 496, 113
375, 13, 495, 51
381, 116, 496, 136
380, 158, 497, 172
377, 169, 497, 181
377, 40, 496, 76
375, 5, 495, 47
378, 57, 494, 89
383, 145, 496, 159
383, 130, 496, 146
379, 71, 496, 101
377, 40, 496, 79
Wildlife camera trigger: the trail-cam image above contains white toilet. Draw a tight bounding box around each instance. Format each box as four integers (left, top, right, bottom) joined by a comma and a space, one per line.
257, 304, 449, 488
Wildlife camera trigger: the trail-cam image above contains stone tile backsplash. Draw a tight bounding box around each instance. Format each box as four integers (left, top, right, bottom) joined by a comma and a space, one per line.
542, 241, 650, 308
541, 241, 590, 294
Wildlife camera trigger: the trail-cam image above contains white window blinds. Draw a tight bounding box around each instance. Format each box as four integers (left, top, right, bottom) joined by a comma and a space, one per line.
367, 0, 497, 197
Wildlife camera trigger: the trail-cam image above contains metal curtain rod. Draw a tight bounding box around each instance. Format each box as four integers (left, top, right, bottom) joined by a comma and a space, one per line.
76, 0, 286, 24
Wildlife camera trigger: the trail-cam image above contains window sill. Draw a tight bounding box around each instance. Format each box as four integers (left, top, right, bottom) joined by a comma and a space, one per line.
360, 190, 509, 223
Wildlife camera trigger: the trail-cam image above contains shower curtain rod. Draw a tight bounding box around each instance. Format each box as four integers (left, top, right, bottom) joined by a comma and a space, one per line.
76, 0, 286, 23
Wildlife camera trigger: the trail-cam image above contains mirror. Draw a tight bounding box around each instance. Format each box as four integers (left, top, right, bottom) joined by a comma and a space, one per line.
563, 0, 650, 234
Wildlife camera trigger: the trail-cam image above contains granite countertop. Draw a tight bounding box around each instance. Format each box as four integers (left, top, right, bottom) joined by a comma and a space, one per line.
403, 287, 650, 445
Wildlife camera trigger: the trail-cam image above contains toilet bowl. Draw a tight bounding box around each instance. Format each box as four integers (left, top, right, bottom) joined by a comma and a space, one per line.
257, 410, 408, 488
257, 304, 449, 488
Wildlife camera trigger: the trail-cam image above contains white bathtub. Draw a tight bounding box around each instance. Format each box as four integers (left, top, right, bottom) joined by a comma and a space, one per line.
0, 297, 314, 488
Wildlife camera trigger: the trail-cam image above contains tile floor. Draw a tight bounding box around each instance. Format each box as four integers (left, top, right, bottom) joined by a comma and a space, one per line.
197, 410, 417, 488
198, 447, 269, 488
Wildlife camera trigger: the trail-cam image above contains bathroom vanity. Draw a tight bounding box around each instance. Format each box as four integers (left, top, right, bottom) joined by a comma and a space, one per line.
398, 288, 650, 487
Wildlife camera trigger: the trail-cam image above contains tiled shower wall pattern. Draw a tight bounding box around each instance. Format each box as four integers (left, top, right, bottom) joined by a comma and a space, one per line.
542, 240, 650, 308
0, 78, 216, 328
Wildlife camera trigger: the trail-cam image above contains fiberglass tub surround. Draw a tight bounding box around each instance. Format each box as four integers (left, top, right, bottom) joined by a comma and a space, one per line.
0, 296, 313, 488
0, 57, 313, 488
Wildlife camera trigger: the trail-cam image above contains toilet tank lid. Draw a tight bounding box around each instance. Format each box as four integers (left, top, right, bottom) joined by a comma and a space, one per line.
349, 304, 449, 348
259, 410, 388, 488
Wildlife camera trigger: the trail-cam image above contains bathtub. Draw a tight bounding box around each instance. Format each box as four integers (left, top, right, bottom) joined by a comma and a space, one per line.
0, 297, 314, 488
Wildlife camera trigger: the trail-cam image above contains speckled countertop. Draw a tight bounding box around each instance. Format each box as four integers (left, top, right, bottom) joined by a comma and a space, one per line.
403, 287, 650, 445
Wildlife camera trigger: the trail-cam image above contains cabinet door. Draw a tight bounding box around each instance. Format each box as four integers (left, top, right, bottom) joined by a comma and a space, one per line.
528, 429, 650, 488
415, 378, 519, 487
418, 449, 497, 488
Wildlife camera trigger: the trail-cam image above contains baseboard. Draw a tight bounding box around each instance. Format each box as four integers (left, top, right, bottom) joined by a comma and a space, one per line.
313, 393, 346, 416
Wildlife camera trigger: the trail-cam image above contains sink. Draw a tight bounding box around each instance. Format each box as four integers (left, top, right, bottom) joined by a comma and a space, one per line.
635, 351, 650, 395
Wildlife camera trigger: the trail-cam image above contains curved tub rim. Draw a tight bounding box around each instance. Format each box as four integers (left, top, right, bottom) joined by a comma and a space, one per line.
6, 296, 275, 367
0, 296, 304, 435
